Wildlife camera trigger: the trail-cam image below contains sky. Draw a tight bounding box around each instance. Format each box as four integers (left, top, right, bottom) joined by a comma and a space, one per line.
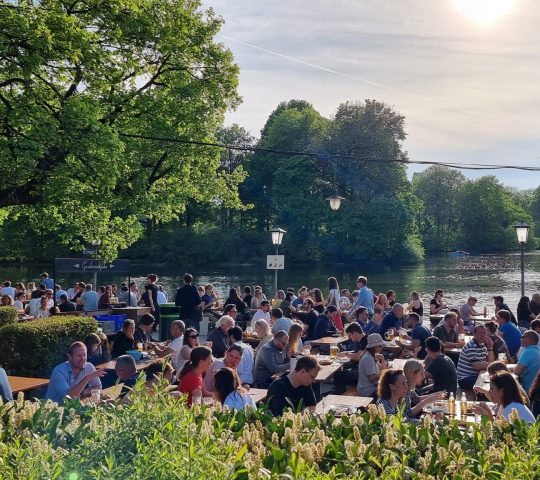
203, 0, 540, 189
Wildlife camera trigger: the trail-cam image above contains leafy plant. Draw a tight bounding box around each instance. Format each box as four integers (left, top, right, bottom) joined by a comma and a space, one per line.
0, 306, 18, 327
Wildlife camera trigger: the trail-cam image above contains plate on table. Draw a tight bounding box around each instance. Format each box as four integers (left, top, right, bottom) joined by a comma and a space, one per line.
327, 404, 358, 416
319, 359, 333, 366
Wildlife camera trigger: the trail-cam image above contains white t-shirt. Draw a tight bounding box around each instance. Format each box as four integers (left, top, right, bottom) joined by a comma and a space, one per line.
329, 289, 340, 307
13, 300, 24, 311
157, 291, 167, 304
501, 402, 535, 423
169, 336, 183, 370
252, 310, 270, 322
1, 287, 15, 298
357, 352, 379, 396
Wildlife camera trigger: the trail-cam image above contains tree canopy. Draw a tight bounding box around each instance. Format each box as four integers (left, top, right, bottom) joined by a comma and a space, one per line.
0, 0, 243, 260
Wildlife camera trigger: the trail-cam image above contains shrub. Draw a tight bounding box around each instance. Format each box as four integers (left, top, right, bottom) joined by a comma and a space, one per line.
0, 316, 97, 377
0, 306, 18, 327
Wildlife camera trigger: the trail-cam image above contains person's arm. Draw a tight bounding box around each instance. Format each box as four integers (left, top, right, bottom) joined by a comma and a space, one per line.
64, 369, 105, 399
513, 363, 525, 376
262, 349, 290, 374
410, 391, 446, 416
147, 287, 155, 313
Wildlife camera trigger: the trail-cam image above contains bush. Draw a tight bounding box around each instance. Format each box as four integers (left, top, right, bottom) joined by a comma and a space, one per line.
0, 388, 539, 479
0, 306, 18, 327
0, 316, 97, 377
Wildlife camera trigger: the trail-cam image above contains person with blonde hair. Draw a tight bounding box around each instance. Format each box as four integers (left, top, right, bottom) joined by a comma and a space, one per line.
285, 323, 304, 358
402, 359, 446, 418
253, 319, 273, 358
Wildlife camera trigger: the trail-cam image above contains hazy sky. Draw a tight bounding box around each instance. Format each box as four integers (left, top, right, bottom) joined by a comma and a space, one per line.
204, 0, 540, 189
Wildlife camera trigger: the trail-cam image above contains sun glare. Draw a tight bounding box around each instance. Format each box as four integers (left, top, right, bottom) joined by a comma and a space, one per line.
453, 0, 514, 26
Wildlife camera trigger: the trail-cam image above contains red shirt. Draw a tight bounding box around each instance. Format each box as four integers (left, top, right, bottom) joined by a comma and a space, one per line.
178, 370, 202, 406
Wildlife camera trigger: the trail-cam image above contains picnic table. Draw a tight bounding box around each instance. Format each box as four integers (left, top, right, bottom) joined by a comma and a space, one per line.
310, 336, 348, 346
316, 394, 373, 414
8, 376, 49, 395
249, 388, 267, 403
96, 357, 156, 372
315, 355, 346, 382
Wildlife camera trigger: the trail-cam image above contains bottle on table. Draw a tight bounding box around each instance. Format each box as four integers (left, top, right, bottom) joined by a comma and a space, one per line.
460, 392, 468, 421
483, 306, 487, 318
448, 392, 455, 418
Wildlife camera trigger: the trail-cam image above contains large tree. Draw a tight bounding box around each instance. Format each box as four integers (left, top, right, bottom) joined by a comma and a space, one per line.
0, 0, 243, 260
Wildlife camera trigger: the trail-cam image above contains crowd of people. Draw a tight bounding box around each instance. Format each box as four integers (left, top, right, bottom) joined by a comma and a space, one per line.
2, 272, 540, 424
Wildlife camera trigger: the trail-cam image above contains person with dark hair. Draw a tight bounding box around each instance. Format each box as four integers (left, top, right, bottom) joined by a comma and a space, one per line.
386, 290, 396, 308
514, 330, 540, 391
271, 307, 293, 334
254, 330, 290, 388
224, 287, 247, 315
178, 346, 213, 405
175, 273, 202, 331
357, 333, 387, 397
58, 294, 77, 312
46, 341, 105, 404
473, 371, 535, 422
310, 288, 325, 314
430, 289, 446, 315
145, 361, 174, 391
279, 291, 295, 319
143, 274, 160, 331
496, 309, 522, 358
228, 326, 254, 385
432, 312, 461, 350
376, 368, 418, 422
266, 355, 320, 416
424, 336, 457, 395
529, 369, 540, 417
176, 327, 200, 375
398, 312, 431, 359
459, 296, 480, 328
332, 322, 367, 394
493, 296, 517, 324
312, 305, 339, 340
252, 300, 271, 323
111, 319, 136, 358
115, 355, 139, 398
484, 321, 511, 360
457, 325, 495, 389
204, 344, 244, 393
84, 333, 110, 365
214, 367, 256, 410
207, 315, 235, 358
135, 314, 155, 345
298, 298, 319, 341
516, 296, 534, 329
242, 286, 253, 308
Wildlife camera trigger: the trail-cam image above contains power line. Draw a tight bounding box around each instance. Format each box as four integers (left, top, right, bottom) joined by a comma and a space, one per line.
118, 132, 540, 172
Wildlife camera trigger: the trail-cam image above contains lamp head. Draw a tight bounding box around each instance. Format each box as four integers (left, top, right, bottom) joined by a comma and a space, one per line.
513, 220, 530, 244
326, 195, 345, 211
270, 227, 286, 246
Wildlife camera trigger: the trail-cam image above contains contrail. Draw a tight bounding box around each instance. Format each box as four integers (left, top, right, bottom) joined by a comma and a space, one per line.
218, 34, 429, 100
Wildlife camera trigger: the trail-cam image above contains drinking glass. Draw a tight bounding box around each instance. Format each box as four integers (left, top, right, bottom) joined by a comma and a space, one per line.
330, 345, 339, 360
246, 326, 253, 337
136, 342, 143, 352
302, 345, 312, 356
90, 388, 101, 403
192, 395, 202, 406
203, 397, 214, 407
498, 353, 507, 363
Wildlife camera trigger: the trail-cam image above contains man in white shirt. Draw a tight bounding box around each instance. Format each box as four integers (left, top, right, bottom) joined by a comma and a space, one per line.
149, 320, 185, 371
228, 326, 255, 385
1, 281, 15, 298
252, 300, 271, 323
203, 344, 244, 392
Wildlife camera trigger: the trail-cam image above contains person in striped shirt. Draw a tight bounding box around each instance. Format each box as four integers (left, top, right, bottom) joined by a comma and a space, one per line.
457, 324, 495, 389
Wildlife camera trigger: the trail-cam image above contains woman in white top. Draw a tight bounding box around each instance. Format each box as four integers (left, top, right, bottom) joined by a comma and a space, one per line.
327, 277, 340, 307
253, 319, 273, 359
214, 367, 256, 411
473, 371, 535, 423
35, 296, 51, 318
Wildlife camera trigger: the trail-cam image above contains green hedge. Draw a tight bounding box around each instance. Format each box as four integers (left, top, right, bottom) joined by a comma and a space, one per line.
0, 316, 98, 377
0, 306, 18, 327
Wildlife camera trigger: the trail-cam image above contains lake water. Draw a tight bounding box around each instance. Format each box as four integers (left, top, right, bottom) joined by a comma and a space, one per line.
2, 252, 540, 313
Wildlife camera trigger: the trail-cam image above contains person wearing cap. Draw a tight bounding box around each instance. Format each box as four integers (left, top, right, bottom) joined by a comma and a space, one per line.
357, 333, 387, 398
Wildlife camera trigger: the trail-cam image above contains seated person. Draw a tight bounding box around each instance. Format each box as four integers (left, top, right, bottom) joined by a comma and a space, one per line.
253, 330, 290, 388
514, 330, 540, 392
473, 360, 529, 404
496, 309, 522, 359
46, 341, 105, 404
84, 333, 111, 365
333, 322, 367, 394
432, 312, 461, 350
135, 314, 155, 345
456, 325, 495, 389
296, 298, 318, 341
459, 296, 479, 328
111, 319, 136, 358
204, 344, 244, 393
178, 346, 213, 406
149, 320, 185, 371
379, 304, 404, 339
271, 308, 293, 335
484, 321, 511, 360
424, 336, 457, 395
214, 367, 256, 411
397, 312, 431, 359
115, 354, 140, 398
0, 366, 13, 403
58, 294, 77, 312
145, 361, 174, 391
357, 333, 387, 397
252, 300, 271, 323
312, 305, 340, 340
375, 368, 419, 423
267, 355, 320, 416
207, 315, 235, 358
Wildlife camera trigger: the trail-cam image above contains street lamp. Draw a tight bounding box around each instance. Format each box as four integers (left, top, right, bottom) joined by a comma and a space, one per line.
326, 195, 345, 211
270, 227, 286, 294
513, 220, 530, 297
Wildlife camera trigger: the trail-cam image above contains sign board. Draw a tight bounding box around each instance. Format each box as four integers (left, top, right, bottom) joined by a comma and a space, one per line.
266, 255, 285, 270
54, 258, 131, 274
82, 249, 98, 256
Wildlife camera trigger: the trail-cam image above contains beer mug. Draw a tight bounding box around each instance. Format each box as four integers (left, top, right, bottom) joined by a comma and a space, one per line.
330, 345, 339, 360
498, 353, 507, 363
302, 345, 312, 356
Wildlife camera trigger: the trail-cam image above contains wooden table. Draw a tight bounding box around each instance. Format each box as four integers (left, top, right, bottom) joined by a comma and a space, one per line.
96, 357, 156, 371
315, 355, 346, 382
310, 336, 348, 346
315, 395, 372, 414
470, 315, 491, 324
8, 376, 49, 394
243, 335, 260, 347
249, 388, 267, 404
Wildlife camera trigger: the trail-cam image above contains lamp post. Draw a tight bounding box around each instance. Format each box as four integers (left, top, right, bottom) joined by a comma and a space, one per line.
513, 220, 530, 297
270, 227, 286, 295
91, 240, 101, 288
326, 195, 345, 211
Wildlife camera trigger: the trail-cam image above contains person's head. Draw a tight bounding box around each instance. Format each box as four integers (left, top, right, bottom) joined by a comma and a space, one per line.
532, 293, 540, 305
59, 294, 68, 304
286, 287, 295, 295
40, 296, 48, 308
197, 286, 205, 296
354, 306, 368, 323
493, 295, 504, 307
1, 295, 13, 306
16, 291, 26, 301
530, 319, 540, 334
85, 284, 92, 292
275, 290, 285, 301
287, 323, 304, 346
67, 341, 87, 369
386, 290, 396, 303
260, 300, 271, 312
84, 333, 101, 354
366, 333, 385, 355
312, 288, 323, 302
449, 307, 461, 320
45, 289, 53, 299
444, 311, 458, 329
425, 336, 442, 356
292, 355, 320, 386
272, 330, 289, 351
403, 359, 425, 389
341, 289, 351, 298
270, 308, 284, 321
147, 273, 157, 283
224, 344, 243, 369
489, 371, 525, 407
223, 304, 238, 318
486, 361, 510, 376
467, 296, 478, 306
228, 287, 240, 300
170, 320, 185, 339
139, 314, 155, 332
40, 272, 49, 280
495, 309, 512, 326
485, 320, 498, 335
254, 319, 271, 338
325, 305, 339, 321
213, 367, 242, 404
285, 291, 294, 302
298, 286, 308, 298
98, 285, 106, 294
356, 276, 367, 287
244, 286, 251, 295
410, 291, 419, 301
391, 303, 404, 318
345, 321, 363, 342
116, 355, 137, 380
145, 361, 173, 385
376, 293, 387, 305
122, 319, 136, 338
183, 327, 200, 347
378, 369, 408, 401
3, 281, 10, 288
179, 346, 213, 378
328, 277, 338, 290
302, 298, 313, 311
254, 288, 263, 298
521, 330, 540, 348
218, 315, 235, 333
227, 325, 243, 344
472, 324, 488, 344
183, 273, 193, 284
407, 312, 420, 328
205, 284, 214, 294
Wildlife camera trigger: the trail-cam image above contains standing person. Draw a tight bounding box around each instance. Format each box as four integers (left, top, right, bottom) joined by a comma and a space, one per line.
357, 334, 387, 398
40, 272, 54, 290
430, 289, 446, 315
0, 367, 13, 403
46, 342, 105, 404
144, 274, 160, 331
424, 337, 458, 395
177, 346, 213, 406
456, 325, 495, 389
156, 285, 168, 305
327, 277, 340, 308
214, 367, 256, 411
80, 284, 98, 312
409, 292, 423, 318
496, 309, 522, 359
351, 276, 375, 317
175, 273, 202, 331
514, 331, 540, 392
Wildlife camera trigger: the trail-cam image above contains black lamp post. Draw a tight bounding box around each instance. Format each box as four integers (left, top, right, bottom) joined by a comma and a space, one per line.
513, 220, 530, 297
270, 227, 286, 294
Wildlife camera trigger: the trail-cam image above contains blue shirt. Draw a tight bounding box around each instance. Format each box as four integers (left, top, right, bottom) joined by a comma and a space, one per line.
224, 391, 257, 410
81, 290, 99, 311
363, 320, 381, 335
379, 312, 402, 338
353, 286, 375, 315
42, 278, 54, 289
517, 345, 540, 391
46, 361, 101, 404
411, 324, 431, 359
0, 367, 13, 403
499, 322, 522, 356
272, 317, 293, 334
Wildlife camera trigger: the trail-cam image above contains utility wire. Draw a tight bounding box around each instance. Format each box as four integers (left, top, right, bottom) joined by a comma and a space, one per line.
118, 132, 540, 172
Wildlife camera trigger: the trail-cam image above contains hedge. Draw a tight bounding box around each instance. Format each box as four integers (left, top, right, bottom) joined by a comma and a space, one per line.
0, 306, 18, 327
0, 316, 98, 377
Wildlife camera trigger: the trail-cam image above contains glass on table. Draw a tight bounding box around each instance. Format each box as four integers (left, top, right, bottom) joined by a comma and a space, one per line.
302, 345, 312, 356
330, 345, 339, 359
90, 388, 101, 403
192, 395, 202, 406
